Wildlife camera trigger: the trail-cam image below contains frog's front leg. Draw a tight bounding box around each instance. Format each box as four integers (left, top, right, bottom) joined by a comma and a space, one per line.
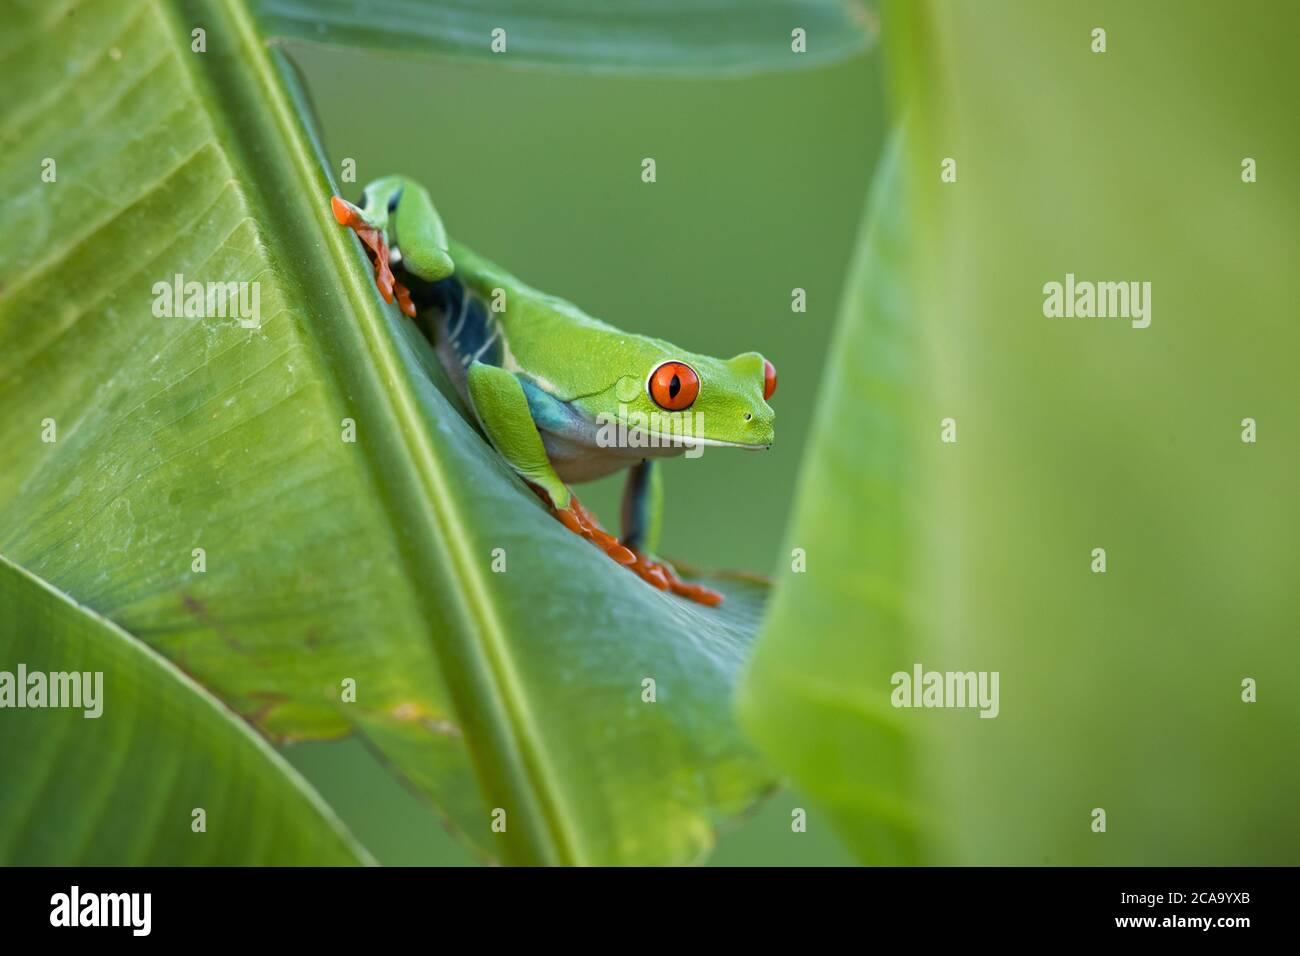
467, 361, 574, 509
468, 363, 719, 605
467, 362, 635, 565
619, 459, 723, 607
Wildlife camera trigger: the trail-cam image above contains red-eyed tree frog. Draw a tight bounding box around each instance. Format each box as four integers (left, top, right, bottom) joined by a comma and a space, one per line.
331, 176, 777, 606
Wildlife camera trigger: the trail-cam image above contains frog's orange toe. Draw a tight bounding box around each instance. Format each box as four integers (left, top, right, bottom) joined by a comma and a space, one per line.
608, 543, 637, 566
629, 550, 724, 606
669, 578, 724, 607
641, 563, 671, 591
555, 507, 585, 536
395, 284, 416, 318
331, 195, 361, 227
331, 195, 417, 318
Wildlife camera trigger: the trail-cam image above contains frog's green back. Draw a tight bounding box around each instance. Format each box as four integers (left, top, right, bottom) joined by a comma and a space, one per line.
449, 241, 677, 401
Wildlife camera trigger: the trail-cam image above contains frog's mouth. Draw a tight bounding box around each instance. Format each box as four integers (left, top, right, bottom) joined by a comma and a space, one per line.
629, 430, 772, 451
670, 434, 770, 449
570, 394, 775, 453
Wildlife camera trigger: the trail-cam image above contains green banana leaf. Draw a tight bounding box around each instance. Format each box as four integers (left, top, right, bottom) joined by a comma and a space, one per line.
0, 556, 371, 865
256, 0, 877, 74
0, 0, 774, 865
740, 0, 1300, 865
737, 136, 926, 864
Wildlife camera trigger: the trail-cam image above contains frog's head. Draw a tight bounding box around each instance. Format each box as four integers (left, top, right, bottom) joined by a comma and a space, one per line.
582, 340, 776, 451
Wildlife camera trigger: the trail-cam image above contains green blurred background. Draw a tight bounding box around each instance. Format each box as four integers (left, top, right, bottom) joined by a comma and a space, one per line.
277, 42, 886, 865
739, 0, 1300, 866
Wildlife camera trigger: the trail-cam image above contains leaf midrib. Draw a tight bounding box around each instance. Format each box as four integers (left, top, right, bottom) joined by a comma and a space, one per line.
167, 0, 583, 865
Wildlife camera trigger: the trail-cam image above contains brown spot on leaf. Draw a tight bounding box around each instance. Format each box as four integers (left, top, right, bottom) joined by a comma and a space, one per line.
180, 592, 244, 651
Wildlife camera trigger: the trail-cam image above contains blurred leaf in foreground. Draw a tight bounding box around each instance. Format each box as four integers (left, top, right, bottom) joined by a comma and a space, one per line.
741, 0, 1300, 864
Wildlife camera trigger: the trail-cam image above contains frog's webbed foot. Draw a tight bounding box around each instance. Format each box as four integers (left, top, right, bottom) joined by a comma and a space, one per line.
331, 196, 416, 318
537, 488, 723, 606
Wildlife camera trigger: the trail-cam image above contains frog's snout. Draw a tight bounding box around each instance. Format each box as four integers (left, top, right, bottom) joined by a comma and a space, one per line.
741, 405, 776, 448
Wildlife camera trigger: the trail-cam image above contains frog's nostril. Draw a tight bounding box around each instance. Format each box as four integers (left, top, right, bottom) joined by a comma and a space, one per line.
744, 413, 752, 421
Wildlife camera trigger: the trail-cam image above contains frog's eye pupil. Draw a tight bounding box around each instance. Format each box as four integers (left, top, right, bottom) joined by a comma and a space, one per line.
649, 361, 700, 411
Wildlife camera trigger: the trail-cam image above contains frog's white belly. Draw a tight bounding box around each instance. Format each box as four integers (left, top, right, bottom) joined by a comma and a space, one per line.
541, 428, 683, 483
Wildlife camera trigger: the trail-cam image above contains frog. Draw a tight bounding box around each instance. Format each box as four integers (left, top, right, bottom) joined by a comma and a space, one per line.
331, 176, 776, 606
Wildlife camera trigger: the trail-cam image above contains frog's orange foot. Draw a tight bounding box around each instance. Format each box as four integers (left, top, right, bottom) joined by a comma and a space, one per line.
331, 196, 416, 318
553, 494, 636, 566
539, 489, 723, 607
626, 547, 724, 607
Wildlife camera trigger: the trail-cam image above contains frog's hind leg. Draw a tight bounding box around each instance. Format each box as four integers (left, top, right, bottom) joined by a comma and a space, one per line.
620, 459, 663, 554
330, 181, 422, 318
619, 459, 723, 607
335, 176, 454, 319
388, 181, 455, 283
330, 194, 416, 317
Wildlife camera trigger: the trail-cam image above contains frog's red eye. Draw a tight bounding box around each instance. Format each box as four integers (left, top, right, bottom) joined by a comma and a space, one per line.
648, 361, 700, 411
763, 359, 777, 400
